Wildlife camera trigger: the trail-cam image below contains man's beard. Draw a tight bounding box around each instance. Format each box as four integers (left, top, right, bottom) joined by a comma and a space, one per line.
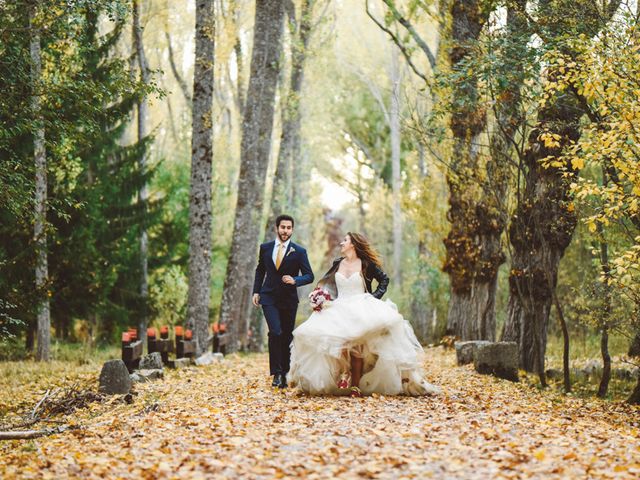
278, 232, 290, 242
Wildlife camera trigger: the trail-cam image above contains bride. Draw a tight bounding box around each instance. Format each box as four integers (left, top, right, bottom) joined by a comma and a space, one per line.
287, 232, 440, 397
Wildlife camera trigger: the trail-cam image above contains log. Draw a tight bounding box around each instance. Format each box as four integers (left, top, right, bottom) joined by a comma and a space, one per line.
0, 425, 71, 440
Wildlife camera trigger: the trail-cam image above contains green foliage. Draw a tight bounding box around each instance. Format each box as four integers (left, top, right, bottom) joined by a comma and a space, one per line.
0, 1, 162, 346
0, 300, 25, 342
149, 265, 188, 329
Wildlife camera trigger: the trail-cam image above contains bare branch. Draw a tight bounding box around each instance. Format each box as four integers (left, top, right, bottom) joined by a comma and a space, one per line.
380, 0, 436, 69
0, 425, 74, 441
164, 30, 193, 107
365, 0, 429, 83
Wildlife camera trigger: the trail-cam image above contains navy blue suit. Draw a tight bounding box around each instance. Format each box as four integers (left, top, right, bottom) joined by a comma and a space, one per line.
253, 240, 314, 375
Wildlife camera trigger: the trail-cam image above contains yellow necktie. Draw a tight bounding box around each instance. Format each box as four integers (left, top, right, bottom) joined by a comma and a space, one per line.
275, 243, 284, 270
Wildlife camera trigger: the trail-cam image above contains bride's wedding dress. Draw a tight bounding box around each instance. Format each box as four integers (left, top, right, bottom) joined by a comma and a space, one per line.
288, 271, 440, 396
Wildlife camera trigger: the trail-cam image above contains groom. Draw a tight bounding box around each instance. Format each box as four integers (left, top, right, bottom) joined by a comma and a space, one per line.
252, 215, 314, 388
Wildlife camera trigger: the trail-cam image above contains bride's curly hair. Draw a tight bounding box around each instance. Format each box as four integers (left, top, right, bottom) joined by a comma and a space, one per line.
347, 232, 383, 270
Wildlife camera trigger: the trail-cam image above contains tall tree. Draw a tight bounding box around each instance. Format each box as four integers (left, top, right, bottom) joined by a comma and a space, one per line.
441, 0, 499, 341
266, 0, 314, 242
502, 0, 620, 374
30, 1, 50, 361
389, 44, 402, 286
46, 4, 157, 345
132, 0, 151, 343
186, 0, 215, 356
219, 0, 285, 351
366, 0, 502, 338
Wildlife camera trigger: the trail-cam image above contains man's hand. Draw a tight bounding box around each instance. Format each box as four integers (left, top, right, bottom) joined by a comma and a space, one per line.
282, 275, 296, 285
252, 293, 260, 307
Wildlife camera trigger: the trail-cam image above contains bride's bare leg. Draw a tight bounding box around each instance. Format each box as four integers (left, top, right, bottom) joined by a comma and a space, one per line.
337, 349, 351, 388
351, 355, 363, 387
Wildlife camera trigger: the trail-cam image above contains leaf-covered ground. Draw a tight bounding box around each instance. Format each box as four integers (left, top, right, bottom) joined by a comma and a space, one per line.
1, 347, 639, 479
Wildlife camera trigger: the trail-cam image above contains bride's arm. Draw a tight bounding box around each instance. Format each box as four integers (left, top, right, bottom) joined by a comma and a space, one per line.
370, 264, 389, 299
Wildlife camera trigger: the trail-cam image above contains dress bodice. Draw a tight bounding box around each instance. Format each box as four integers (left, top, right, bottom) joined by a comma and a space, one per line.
335, 271, 365, 299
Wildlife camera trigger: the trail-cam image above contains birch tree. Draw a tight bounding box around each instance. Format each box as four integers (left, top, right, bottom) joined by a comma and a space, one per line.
219, 0, 285, 351
186, 0, 215, 356
132, 0, 151, 343
266, 0, 315, 243
30, 1, 50, 361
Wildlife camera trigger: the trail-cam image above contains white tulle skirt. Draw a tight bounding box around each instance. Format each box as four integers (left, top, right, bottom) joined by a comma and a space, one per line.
287, 293, 440, 396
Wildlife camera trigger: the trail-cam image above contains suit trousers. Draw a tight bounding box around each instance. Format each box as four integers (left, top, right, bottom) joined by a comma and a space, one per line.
262, 304, 297, 376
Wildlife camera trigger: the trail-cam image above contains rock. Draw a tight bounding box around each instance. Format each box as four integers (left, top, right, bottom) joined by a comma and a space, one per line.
139, 352, 164, 370
130, 369, 164, 383
612, 367, 640, 380
169, 358, 192, 369
195, 352, 224, 366
474, 342, 519, 382
455, 341, 491, 366
570, 368, 589, 380
99, 359, 132, 394
582, 359, 600, 376
545, 368, 564, 380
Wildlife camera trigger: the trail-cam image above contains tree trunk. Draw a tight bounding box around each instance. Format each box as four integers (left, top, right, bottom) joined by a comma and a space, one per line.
26, 322, 35, 352
164, 29, 192, 106
628, 375, 640, 404
186, 0, 215, 356
219, 0, 285, 352
597, 231, 613, 398
443, 0, 500, 341
31, 3, 50, 362
553, 292, 571, 392
502, 0, 620, 379
234, 36, 245, 117
502, 89, 581, 374
390, 45, 402, 286
629, 332, 640, 357
598, 326, 611, 398
289, 0, 313, 215
132, 0, 150, 345
265, 0, 313, 243
410, 145, 431, 344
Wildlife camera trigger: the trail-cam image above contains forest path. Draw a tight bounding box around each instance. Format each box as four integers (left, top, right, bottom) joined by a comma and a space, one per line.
1, 348, 639, 479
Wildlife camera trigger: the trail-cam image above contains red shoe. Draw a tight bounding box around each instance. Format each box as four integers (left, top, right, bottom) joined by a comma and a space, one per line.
337, 372, 351, 389
350, 386, 363, 398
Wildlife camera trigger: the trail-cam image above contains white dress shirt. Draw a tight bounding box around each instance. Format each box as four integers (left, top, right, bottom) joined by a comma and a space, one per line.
272, 238, 291, 266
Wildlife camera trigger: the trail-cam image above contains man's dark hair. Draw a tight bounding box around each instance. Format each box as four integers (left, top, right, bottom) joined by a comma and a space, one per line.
276, 214, 295, 228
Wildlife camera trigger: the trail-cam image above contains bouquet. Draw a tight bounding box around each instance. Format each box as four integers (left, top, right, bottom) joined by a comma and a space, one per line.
308, 286, 333, 312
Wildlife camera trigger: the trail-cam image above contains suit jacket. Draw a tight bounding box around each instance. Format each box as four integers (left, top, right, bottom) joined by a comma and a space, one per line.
253, 240, 314, 307
317, 257, 389, 300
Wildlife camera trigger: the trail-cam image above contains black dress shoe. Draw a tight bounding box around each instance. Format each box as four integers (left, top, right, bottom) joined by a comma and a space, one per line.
273, 373, 287, 389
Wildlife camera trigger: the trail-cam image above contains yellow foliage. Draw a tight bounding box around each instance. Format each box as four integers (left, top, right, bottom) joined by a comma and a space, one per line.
540, 20, 640, 307
1, 350, 639, 478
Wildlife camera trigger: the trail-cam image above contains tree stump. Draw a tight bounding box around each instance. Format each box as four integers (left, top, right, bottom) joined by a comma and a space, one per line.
474, 342, 519, 382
